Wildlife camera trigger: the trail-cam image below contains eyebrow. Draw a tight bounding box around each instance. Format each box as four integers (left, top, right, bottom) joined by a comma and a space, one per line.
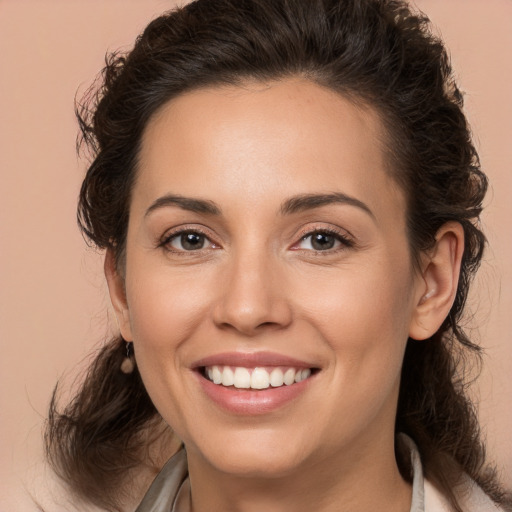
144, 192, 374, 220
280, 193, 375, 220
145, 194, 221, 217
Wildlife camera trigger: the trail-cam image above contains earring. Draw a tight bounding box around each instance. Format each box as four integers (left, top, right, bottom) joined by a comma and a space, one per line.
120, 341, 135, 374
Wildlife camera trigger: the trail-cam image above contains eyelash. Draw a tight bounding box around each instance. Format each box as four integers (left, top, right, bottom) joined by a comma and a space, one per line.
159, 226, 218, 254
158, 226, 354, 254
292, 227, 354, 254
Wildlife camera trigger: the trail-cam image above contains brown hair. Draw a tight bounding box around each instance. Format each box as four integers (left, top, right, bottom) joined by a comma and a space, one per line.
46, 0, 511, 510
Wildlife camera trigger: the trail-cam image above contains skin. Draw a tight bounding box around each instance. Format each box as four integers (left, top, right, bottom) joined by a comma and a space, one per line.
106, 79, 464, 512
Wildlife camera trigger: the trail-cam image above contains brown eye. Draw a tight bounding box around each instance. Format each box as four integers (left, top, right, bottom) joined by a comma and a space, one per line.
168, 231, 211, 251
298, 231, 343, 251
293, 229, 355, 253
310, 232, 337, 250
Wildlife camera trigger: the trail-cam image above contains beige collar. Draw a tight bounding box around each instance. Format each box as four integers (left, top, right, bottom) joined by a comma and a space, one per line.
135, 436, 501, 512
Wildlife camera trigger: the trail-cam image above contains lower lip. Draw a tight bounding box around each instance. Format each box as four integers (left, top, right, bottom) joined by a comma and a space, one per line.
196, 372, 314, 415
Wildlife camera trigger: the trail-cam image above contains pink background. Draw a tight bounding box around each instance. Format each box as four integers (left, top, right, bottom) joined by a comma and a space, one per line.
1, 1, 510, 508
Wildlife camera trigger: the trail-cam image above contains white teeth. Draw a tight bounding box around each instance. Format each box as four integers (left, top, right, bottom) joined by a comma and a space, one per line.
221, 367, 234, 386
251, 368, 270, 389
233, 367, 251, 389
212, 366, 222, 384
295, 368, 312, 383
270, 368, 284, 387
283, 368, 296, 386
205, 365, 312, 389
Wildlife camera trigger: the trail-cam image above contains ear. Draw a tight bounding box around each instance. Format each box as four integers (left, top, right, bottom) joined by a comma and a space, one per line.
409, 222, 465, 341
104, 248, 133, 341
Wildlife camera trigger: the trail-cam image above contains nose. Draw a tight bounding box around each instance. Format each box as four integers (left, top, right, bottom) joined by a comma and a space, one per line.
212, 250, 293, 336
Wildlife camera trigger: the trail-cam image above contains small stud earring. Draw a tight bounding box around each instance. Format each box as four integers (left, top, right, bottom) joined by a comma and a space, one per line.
120, 341, 135, 374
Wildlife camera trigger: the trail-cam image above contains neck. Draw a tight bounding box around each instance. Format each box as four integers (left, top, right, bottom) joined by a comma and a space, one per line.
185, 430, 412, 512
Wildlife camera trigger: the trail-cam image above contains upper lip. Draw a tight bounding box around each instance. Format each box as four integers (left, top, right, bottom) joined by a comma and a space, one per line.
192, 351, 318, 370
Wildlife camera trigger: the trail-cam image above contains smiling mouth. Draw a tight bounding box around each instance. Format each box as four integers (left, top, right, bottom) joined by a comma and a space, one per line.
201, 365, 317, 390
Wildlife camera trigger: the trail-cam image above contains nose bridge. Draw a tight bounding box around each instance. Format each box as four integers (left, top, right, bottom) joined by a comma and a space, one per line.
212, 241, 291, 335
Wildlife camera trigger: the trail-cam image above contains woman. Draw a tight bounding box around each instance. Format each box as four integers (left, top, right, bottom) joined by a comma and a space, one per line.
46, 0, 511, 511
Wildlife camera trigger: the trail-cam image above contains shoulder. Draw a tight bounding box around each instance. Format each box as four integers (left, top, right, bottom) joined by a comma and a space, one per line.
399, 434, 505, 512
424, 477, 505, 512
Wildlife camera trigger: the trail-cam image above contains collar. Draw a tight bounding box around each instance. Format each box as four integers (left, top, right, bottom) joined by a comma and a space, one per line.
136, 436, 427, 512
400, 434, 426, 512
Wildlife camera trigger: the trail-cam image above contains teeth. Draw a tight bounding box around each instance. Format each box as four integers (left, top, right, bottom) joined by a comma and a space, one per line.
251, 368, 270, 389
300, 368, 311, 381
212, 366, 222, 385
205, 366, 312, 389
233, 367, 251, 389
222, 367, 234, 386
283, 368, 295, 386
269, 368, 284, 387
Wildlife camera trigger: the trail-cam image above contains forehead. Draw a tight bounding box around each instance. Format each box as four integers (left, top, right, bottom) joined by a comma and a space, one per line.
136, 79, 404, 221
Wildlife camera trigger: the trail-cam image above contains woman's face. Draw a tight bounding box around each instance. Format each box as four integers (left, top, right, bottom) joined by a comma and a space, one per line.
111, 79, 427, 478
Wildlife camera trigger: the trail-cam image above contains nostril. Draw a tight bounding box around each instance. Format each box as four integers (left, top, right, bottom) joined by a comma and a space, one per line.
214, 315, 289, 335
257, 321, 283, 329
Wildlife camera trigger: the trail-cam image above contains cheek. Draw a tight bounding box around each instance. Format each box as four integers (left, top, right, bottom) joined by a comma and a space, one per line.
294, 256, 415, 389
122, 261, 213, 426
299, 258, 413, 337
126, 262, 206, 341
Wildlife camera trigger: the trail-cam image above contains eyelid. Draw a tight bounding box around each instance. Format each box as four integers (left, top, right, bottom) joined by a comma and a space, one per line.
158, 224, 221, 252
290, 224, 355, 251
157, 223, 354, 253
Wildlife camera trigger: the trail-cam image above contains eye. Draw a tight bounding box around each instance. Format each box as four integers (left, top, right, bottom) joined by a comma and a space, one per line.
164, 230, 216, 252
295, 230, 352, 252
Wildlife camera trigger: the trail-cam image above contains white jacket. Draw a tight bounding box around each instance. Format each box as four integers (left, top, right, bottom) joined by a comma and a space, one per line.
404, 435, 504, 512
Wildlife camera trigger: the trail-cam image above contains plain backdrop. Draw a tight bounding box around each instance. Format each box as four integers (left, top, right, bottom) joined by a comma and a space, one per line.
1, 0, 511, 509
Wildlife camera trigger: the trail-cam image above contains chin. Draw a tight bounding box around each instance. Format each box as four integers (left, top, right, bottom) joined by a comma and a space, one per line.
189, 428, 309, 478
211, 452, 303, 479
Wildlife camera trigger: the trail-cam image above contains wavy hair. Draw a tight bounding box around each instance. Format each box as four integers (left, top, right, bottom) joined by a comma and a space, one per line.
46, 1, 511, 510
